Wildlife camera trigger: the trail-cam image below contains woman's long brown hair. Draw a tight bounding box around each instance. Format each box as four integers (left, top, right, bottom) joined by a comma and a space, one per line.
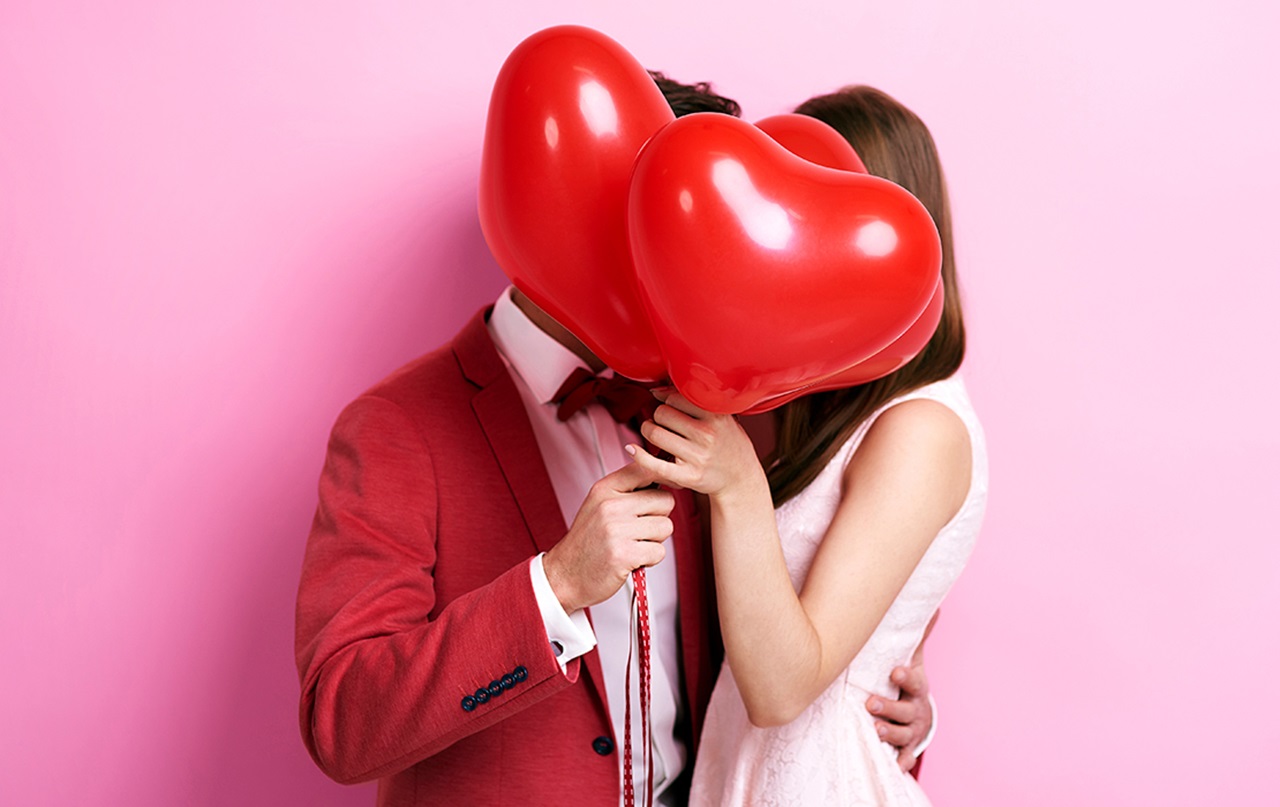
767, 86, 966, 506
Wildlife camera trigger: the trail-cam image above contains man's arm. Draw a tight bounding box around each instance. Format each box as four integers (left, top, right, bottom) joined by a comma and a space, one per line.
295, 394, 676, 784
295, 395, 575, 784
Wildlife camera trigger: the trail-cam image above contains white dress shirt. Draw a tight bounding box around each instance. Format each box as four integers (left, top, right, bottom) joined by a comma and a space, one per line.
487, 287, 686, 804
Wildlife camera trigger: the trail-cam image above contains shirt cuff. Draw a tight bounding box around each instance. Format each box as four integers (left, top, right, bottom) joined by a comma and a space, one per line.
529, 553, 597, 671
913, 693, 938, 759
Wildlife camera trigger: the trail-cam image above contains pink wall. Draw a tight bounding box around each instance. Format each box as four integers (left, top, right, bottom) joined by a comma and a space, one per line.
3, 2, 1276, 804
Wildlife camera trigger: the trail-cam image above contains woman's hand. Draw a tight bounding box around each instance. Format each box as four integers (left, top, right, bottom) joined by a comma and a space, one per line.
626, 389, 765, 498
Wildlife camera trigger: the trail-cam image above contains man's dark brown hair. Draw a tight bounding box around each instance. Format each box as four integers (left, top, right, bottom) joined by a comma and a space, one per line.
649, 70, 741, 118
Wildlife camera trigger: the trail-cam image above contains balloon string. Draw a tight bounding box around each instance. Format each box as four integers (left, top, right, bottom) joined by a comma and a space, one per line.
623, 567, 653, 807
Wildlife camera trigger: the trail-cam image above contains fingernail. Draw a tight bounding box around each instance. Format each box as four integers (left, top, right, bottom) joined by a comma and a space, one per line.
624, 444, 637, 456
891, 670, 905, 683
867, 698, 881, 714
876, 724, 887, 738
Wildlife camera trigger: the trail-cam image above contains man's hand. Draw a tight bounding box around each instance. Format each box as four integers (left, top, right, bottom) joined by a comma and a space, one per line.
543, 462, 675, 613
866, 611, 938, 772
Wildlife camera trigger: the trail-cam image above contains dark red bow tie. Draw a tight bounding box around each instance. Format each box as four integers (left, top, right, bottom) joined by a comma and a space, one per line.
551, 367, 657, 429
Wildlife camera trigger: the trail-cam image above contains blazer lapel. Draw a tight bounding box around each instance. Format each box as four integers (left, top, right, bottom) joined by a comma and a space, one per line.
454, 308, 565, 554
472, 386, 567, 556
454, 308, 611, 711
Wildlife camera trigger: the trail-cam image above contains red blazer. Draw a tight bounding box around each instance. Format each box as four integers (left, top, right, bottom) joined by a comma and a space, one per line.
296, 308, 719, 806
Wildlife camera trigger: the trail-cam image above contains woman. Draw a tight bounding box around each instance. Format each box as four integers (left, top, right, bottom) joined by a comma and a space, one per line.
626, 86, 988, 805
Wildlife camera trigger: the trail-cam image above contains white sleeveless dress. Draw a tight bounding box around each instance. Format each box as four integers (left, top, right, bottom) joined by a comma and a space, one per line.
689, 375, 988, 807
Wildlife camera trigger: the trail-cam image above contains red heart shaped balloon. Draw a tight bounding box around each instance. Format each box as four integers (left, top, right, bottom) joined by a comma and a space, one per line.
479, 26, 672, 381
744, 112, 941, 413
740, 278, 944, 414
755, 114, 868, 174
629, 113, 941, 413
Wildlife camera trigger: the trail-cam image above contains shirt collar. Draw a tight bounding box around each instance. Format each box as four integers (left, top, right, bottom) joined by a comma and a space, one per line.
488, 286, 594, 405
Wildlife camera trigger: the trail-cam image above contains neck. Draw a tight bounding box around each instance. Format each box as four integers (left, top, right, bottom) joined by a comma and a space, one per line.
511, 289, 606, 373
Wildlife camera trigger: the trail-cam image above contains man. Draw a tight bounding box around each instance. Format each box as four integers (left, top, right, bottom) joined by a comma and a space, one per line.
295, 77, 934, 806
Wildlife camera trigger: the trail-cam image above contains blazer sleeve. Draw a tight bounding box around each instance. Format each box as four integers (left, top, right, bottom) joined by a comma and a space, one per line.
295, 394, 578, 784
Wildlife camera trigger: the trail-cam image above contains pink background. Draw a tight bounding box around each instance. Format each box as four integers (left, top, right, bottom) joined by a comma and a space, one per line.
3, 1, 1277, 804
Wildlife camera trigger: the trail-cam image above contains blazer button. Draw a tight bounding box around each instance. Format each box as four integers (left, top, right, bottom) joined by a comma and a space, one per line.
500, 674, 516, 690
474, 687, 490, 705
487, 680, 503, 698
513, 665, 528, 682
461, 696, 477, 712
592, 736, 614, 756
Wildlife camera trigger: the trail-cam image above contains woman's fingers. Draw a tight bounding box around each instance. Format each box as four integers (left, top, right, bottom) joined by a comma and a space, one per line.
635, 390, 753, 497
652, 402, 703, 441
626, 441, 676, 478
653, 387, 713, 419
625, 442, 695, 489
640, 418, 699, 460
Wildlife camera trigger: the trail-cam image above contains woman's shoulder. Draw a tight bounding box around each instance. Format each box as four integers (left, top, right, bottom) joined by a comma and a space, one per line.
842, 375, 976, 457
871, 396, 968, 444
841, 383, 974, 523
888, 374, 976, 414
870, 375, 981, 447
857, 396, 970, 476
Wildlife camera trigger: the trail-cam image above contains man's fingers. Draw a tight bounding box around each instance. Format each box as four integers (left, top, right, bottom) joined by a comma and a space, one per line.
867, 694, 919, 726
631, 537, 667, 569
896, 748, 917, 774
624, 488, 675, 517
874, 719, 915, 750
892, 663, 928, 698
632, 514, 674, 543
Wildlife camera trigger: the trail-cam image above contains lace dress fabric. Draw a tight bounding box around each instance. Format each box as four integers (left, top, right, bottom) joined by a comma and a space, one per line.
689, 376, 988, 806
